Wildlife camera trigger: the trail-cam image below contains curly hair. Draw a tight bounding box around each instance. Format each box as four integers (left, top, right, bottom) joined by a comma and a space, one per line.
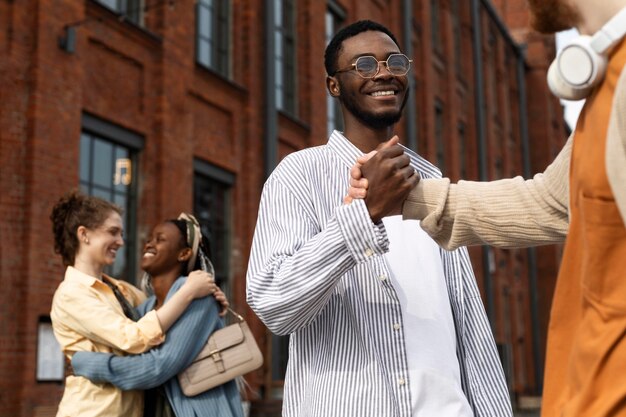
50, 191, 122, 266
324, 20, 400, 76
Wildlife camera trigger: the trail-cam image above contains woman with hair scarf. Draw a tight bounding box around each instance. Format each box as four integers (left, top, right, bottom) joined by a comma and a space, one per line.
50, 192, 217, 417
71, 213, 244, 417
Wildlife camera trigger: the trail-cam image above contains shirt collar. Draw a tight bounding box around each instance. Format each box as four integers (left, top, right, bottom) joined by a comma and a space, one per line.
327, 130, 366, 170
65, 265, 100, 287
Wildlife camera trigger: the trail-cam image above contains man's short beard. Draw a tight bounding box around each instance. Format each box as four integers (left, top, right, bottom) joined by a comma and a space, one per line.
527, 0, 580, 34
340, 90, 407, 130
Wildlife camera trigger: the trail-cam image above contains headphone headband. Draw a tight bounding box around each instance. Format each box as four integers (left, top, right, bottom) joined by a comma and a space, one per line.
590, 6, 626, 54
547, 6, 626, 100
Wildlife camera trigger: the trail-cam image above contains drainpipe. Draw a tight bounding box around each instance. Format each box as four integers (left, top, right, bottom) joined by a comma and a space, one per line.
471, 0, 495, 324
265, 0, 278, 179
402, 0, 417, 151
516, 46, 543, 394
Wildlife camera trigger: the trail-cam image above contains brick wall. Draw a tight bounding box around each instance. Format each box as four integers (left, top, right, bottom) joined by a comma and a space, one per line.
0, 0, 566, 414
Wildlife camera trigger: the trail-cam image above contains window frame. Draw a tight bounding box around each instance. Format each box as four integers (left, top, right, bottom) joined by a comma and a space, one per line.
325, 1, 346, 136
431, 0, 443, 52
192, 159, 235, 296
80, 113, 143, 283
451, 0, 462, 73
274, 0, 297, 114
93, 0, 144, 25
195, 0, 231, 77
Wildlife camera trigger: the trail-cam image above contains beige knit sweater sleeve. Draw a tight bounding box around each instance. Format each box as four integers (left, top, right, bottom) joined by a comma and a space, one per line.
403, 136, 573, 250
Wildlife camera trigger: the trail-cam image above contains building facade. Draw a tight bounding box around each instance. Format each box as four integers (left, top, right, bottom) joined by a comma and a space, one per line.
0, 0, 566, 416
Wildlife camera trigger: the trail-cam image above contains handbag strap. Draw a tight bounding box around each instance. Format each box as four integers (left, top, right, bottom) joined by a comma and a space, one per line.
102, 276, 141, 321
224, 307, 244, 323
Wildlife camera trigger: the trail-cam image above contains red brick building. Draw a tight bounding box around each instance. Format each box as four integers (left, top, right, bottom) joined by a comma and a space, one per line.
0, 0, 566, 416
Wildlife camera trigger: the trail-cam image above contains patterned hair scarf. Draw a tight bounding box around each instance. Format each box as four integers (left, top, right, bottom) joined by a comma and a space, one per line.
177, 212, 201, 275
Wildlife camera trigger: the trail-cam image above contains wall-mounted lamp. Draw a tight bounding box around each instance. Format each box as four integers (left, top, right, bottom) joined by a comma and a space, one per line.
58, 25, 76, 54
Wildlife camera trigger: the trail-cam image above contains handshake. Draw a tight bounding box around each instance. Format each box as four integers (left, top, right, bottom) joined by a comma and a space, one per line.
344, 136, 420, 223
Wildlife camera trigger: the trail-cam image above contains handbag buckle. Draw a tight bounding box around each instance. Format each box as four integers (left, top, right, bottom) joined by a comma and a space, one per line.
209, 350, 226, 373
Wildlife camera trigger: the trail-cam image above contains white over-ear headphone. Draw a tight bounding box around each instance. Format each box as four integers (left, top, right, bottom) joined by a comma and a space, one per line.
547, 6, 626, 100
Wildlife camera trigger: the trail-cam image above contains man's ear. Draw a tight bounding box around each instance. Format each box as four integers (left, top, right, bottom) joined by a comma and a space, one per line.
327, 76, 340, 97
178, 247, 192, 263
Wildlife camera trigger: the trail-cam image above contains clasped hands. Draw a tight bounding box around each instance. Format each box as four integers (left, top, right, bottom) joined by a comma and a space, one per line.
344, 136, 420, 223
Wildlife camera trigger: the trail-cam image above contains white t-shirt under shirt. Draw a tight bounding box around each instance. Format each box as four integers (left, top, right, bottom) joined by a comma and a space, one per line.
382, 215, 473, 417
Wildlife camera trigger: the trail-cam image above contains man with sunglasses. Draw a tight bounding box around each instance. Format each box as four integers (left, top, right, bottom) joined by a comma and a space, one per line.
247, 20, 511, 417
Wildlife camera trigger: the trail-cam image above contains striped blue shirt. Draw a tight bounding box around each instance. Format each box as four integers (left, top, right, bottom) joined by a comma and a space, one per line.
246, 131, 512, 417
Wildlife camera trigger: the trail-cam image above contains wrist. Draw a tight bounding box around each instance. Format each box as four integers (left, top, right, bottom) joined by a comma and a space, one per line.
176, 284, 196, 301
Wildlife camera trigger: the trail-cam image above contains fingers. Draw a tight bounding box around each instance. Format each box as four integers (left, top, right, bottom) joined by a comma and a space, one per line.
219, 298, 230, 316
399, 166, 417, 180
389, 153, 410, 170
374, 145, 408, 160
189, 270, 215, 282
349, 174, 368, 190
355, 137, 402, 176
212, 287, 230, 316
352, 150, 377, 181
407, 171, 420, 188
357, 150, 377, 165
185, 270, 218, 298
348, 176, 368, 198
350, 164, 363, 181
377, 135, 400, 150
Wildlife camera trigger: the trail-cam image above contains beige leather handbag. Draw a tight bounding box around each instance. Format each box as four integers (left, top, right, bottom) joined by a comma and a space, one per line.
178, 308, 264, 396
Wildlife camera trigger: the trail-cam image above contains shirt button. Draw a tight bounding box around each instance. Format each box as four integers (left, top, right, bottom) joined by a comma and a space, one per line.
398, 378, 405, 386
365, 248, 374, 257
393, 323, 401, 330
379, 274, 387, 281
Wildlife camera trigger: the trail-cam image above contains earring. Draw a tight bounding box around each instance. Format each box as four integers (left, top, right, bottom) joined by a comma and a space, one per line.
84, 238, 89, 244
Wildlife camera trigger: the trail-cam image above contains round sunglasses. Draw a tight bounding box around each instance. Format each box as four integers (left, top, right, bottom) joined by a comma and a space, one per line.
334, 54, 412, 78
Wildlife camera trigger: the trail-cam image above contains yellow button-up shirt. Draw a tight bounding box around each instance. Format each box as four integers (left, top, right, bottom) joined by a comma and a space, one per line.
51, 266, 165, 417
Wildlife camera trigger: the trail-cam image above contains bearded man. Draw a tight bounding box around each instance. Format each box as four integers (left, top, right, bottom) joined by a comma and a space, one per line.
348, 2, 626, 416
247, 20, 512, 417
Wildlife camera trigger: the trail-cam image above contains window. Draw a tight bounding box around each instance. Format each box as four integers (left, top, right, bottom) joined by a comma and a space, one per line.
326, 1, 345, 136
193, 160, 234, 295
431, 0, 442, 52
435, 100, 446, 173
95, 0, 143, 25
196, 0, 230, 77
451, 0, 462, 73
274, 0, 296, 113
80, 114, 143, 283
36, 317, 64, 382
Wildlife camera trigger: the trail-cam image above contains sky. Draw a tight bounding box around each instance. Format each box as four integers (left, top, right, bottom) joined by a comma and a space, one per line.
555, 29, 585, 130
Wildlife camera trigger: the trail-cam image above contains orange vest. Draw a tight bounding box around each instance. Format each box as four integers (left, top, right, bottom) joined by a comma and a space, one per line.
541, 40, 626, 417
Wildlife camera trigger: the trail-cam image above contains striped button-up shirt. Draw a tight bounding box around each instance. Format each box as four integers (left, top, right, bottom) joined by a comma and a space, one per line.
247, 131, 512, 417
